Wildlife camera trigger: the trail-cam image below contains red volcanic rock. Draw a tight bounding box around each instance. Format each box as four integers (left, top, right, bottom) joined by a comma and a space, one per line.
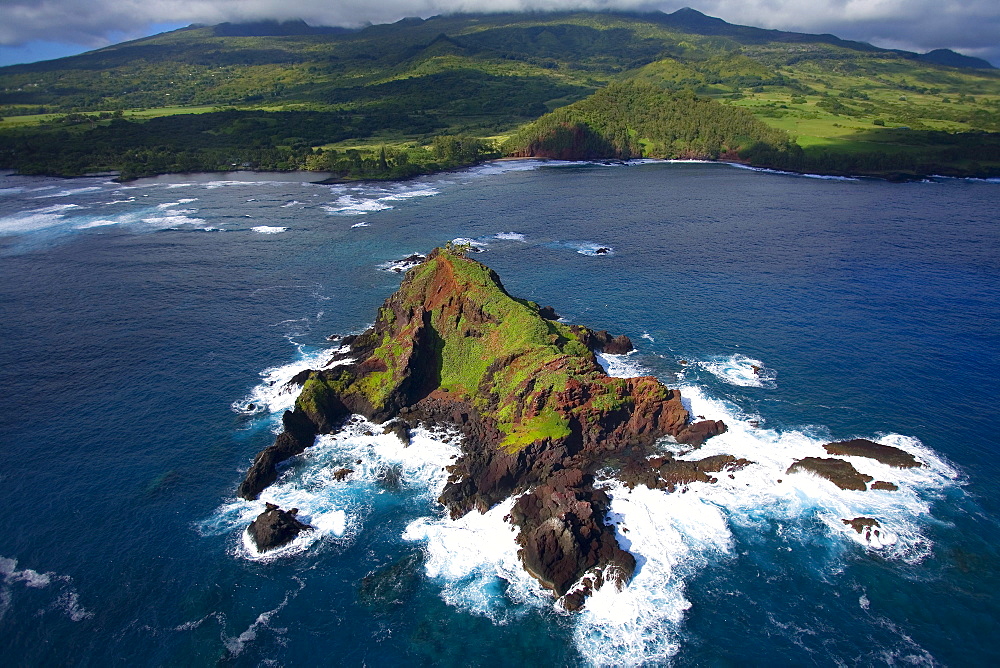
510, 469, 634, 604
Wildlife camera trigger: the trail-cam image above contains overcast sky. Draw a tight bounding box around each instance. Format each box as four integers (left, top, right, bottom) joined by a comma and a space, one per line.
1, 0, 997, 67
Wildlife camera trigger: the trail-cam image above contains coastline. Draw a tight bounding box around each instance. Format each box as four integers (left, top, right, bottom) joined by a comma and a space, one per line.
7, 158, 999, 187
5, 155, 1000, 187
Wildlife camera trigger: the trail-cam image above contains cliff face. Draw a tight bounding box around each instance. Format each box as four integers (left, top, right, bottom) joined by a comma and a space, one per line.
239, 246, 725, 607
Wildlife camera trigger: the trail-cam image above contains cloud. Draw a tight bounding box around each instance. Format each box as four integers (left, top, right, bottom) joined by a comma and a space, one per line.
1, 1, 997, 65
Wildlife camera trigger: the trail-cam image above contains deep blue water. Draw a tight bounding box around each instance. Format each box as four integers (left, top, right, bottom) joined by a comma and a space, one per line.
1, 162, 998, 666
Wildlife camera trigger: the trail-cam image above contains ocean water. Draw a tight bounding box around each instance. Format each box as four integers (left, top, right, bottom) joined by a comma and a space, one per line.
0, 162, 998, 666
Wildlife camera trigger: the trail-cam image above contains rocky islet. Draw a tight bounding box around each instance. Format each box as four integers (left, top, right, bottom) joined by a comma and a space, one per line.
238, 246, 727, 603
237, 246, 917, 603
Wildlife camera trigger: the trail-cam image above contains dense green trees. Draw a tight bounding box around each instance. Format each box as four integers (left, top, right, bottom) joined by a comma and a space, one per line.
503, 82, 796, 161
0, 110, 497, 180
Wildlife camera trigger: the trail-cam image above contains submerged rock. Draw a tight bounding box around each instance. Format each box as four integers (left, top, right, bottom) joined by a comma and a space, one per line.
358, 550, 424, 609
247, 503, 311, 553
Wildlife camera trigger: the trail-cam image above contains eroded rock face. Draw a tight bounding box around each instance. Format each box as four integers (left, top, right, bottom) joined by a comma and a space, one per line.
247, 504, 311, 552
509, 469, 634, 602
823, 439, 922, 468
237, 247, 726, 605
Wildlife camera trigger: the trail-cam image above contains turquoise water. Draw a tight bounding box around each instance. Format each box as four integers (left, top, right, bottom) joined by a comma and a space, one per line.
0, 162, 997, 665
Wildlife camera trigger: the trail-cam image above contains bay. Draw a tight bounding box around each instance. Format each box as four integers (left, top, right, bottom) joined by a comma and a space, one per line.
0, 162, 997, 665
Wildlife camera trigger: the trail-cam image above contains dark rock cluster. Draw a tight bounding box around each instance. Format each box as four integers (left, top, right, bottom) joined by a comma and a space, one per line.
247, 503, 311, 553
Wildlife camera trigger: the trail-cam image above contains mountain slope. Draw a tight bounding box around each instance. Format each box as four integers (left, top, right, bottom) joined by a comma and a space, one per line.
1, 9, 998, 179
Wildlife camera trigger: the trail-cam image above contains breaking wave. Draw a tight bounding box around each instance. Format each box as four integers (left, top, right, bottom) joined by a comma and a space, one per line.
494, 232, 526, 241
724, 162, 860, 181
322, 185, 439, 215
701, 354, 777, 388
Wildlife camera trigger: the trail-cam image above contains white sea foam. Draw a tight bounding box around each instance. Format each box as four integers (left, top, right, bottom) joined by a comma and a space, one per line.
140, 214, 210, 229
464, 159, 552, 176
673, 385, 958, 562
724, 162, 859, 181
0, 557, 52, 589
323, 196, 392, 215
157, 198, 197, 209
378, 253, 427, 273
0, 556, 93, 622
574, 482, 733, 665
351, 221, 370, 228
251, 226, 288, 235
451, 237, 488, 251
494, 232, 526, 241
203, 417, 461, 563
222, 579, 303, 657
281, 200, 300, 207
404, 498, 544, 623
701, 353, 777, 388
202, 180, 270, 189
930, 175, 1000, 184
0, 204, 83, 235
33, 185, 104, 198
596, 352, 649, 379
74, 219, 119, 229
559, 241, 614, 256
379, 187, 440, 202
232, 346, 346, 416
322, 186, 439, 215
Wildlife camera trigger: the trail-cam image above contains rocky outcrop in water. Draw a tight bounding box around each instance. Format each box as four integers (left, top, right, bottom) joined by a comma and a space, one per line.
786, 457, 873, 491
247, 503, 311, 552
823, 439, 922, 468
238, 246, 727, 606
509, 468, 634, 602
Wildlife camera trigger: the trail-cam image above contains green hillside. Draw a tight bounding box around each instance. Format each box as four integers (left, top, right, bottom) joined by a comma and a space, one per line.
504, 81, 795, 160
1, 9, 998, 179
